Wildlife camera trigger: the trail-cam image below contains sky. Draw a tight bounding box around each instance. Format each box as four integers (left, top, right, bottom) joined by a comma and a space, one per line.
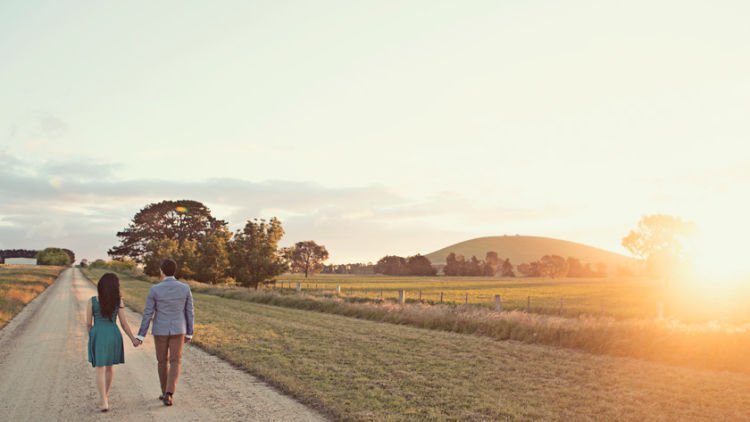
1, 0, 749, 267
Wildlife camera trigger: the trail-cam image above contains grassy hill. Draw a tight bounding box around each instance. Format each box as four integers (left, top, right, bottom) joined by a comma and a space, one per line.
425, 235, 635, 271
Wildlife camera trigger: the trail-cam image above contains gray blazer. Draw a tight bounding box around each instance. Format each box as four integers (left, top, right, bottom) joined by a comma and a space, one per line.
137, 276, 194, 338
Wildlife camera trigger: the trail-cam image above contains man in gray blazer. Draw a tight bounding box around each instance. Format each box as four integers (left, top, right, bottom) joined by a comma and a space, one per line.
135, 259, 194, 406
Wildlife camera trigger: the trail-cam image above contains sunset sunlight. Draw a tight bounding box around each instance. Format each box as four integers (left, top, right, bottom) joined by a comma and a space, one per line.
2, 1, 749, 420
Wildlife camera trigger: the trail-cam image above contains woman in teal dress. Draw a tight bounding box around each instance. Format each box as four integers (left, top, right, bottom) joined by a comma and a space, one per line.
87, 273, 137, 412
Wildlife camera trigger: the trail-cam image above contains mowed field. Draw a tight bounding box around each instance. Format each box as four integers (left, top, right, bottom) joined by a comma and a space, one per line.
0, 264, 63, 328
276, 273, 749, 323
84, 268, 750, 420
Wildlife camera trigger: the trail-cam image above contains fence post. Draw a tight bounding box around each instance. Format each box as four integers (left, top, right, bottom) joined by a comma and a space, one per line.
296, 282, 301, 292
495, 295, 502, 312
527, 296, 531, 312
440, 291, 444, 304
380, 289, 383, 299
398, 289, 405, 305
336, 284, 341, 296
465, 292, 468, 305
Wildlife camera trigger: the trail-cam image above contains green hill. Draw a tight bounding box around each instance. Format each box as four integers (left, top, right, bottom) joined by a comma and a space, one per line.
425, 236, 635, 272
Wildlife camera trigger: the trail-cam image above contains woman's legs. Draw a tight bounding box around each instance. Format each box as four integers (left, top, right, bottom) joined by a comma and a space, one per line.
95, 366, 109, 409
105, 366, 114, 395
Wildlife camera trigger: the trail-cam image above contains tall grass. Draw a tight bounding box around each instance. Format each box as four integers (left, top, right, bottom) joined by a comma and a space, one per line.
0, 265, 63, 328
194, 285, 750, 373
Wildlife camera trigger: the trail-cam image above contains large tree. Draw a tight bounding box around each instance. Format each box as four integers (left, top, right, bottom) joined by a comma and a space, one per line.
108, 200, 226, 263
286, 240, 329, 278
143, 238, 179, 277
538, 255, 568, 278
36, 247, 72, 266
465, 256, 483, 276
443, 253, 464, 276
374, 255, 407, 275
406, 254, 437, 276
193, 227, 232, 284
500, 258, 515, 277
483, 251, 500, 276
229, 218, 287, 289
622, 214, 696, 275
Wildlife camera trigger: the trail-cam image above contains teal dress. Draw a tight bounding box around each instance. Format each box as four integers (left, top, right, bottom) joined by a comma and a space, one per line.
88, 297, 125, 367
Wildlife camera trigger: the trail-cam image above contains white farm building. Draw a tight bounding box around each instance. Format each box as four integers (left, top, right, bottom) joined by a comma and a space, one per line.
4, 257, 37, 265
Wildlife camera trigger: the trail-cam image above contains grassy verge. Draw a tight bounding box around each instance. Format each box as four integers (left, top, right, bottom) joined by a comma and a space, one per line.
0, 265, 64, 328
83, 268, 750, 420
86, 268, 750, 374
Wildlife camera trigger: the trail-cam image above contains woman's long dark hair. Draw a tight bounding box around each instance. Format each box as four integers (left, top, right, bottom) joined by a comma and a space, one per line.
97, 273, 121, 321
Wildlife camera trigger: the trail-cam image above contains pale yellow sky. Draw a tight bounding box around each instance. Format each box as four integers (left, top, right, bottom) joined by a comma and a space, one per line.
0, 1, 748, 268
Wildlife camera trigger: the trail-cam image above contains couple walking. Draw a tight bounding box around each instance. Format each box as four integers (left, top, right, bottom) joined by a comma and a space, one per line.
86, 259, 194, 412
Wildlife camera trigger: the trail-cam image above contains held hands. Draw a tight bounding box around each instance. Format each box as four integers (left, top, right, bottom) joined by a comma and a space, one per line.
184, 336, 192, 344
132, 338, 142, 348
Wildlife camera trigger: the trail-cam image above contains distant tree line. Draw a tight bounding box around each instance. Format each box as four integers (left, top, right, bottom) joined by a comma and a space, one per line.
108, 200, 329, 288
516, 256, 607, 278
0, 249, 38, 263
438, 251, 610, 278
0, 248, 75, 265
322, 263, 375, 274
374, 255, 437, 276
444, 252, 515, 277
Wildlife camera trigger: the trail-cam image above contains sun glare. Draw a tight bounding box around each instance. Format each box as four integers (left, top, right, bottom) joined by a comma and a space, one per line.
686, 233, 747, 280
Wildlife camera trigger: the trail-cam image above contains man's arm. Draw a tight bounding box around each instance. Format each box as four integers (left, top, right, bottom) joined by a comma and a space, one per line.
136, 287, 156, 341
184, 287, 194, 342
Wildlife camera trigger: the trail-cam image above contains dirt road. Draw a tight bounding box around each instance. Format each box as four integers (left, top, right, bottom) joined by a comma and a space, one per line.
0, 268, 327, 421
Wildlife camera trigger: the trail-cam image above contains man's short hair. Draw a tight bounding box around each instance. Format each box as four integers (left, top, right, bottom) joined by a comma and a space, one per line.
160, 259, 177, 277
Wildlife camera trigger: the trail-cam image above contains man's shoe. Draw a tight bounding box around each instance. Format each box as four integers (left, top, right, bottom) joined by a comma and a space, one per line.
163, 392, 173, 406
159, 394, 164, 400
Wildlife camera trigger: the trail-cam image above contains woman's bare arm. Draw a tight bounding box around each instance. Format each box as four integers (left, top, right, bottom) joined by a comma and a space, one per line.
118, 299, 136, 343
86, 298, 93, 331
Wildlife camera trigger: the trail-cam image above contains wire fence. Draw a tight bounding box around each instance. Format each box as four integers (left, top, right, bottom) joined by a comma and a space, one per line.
267, 281, 655, 319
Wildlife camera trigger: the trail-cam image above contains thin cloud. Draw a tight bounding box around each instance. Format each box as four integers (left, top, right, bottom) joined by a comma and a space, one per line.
0, 152, 552, 262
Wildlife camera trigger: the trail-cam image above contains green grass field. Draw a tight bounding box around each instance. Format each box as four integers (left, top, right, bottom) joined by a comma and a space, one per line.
275, 273, 749, 323
278, 274, 649, 317
84, 268, 750, 420
0, 265, 63, 328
